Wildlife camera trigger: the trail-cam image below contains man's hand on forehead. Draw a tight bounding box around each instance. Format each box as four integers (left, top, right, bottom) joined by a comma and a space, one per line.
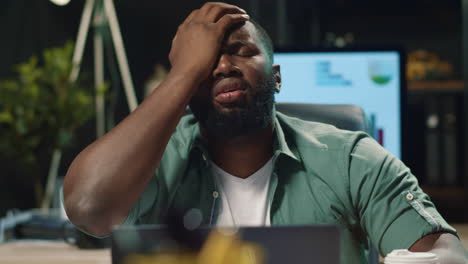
168, 2, 249, 85
183, 2, 247, 25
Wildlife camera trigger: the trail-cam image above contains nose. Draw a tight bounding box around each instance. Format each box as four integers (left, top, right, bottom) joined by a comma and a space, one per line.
212, 54, 242, 79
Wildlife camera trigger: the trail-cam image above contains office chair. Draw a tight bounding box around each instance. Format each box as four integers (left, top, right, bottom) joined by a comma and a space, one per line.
275, 103, 370, 133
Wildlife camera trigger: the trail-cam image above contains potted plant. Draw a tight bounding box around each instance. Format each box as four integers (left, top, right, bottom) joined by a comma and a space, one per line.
0, 41, 95, 210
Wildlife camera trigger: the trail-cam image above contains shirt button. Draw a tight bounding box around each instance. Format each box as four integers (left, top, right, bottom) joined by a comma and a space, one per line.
406, 192, 414, 201
202, 154, 209, 167
213, 191, 219, 199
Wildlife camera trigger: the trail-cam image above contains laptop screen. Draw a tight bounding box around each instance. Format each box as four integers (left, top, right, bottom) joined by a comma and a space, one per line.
274, 49, 404, 159
112, 225, 340, 264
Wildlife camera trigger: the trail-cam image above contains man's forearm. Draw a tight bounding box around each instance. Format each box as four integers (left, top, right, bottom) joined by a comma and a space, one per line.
430, 247, 467, 264
429, 237, 468, 264
410, 233, 467, 264
63, 70, 201, 236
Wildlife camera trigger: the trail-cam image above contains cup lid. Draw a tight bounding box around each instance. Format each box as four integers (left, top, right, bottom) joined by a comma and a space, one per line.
385, 249, 439, 263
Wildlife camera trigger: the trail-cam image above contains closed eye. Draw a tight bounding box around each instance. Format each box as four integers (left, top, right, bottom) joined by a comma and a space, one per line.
224, 41, 259, 57
235, 47, 257, 57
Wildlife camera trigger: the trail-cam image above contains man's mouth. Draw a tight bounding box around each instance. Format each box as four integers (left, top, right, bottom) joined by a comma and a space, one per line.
213, 81, 247, 104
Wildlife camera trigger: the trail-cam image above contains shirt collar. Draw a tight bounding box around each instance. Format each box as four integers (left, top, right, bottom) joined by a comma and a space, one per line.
190, 123, 210, 164
272, 107, 302, 164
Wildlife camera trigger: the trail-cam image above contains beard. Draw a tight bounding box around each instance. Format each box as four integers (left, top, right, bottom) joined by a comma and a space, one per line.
189, 75, 276, 140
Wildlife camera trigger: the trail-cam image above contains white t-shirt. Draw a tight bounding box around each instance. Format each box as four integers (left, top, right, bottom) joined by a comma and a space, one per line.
211, 158, 273, 227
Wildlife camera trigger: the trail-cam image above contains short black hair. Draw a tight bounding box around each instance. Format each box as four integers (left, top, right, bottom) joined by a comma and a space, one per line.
249, 19, 274, 63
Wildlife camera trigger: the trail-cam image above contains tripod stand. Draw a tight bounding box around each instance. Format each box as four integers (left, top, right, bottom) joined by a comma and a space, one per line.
41, 0, 139, 210
69, 0, 138, 137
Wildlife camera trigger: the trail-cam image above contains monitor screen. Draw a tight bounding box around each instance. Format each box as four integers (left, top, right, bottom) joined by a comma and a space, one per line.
274, 50, 403, 158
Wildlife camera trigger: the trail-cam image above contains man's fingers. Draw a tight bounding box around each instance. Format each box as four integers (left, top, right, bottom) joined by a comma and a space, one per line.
182, 9, 200, 25
216, 13, 250, 34
200, 2, 246, 15
204, 6, 246, 23
181, 3, 246, 26
171, 33, 178, 47
197, 2, 246, 23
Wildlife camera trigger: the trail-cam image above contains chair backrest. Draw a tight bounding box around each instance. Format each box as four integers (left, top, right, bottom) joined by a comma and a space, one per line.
276, 103, 369, 133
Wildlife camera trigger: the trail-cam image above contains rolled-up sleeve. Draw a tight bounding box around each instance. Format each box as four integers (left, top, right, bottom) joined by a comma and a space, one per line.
348, 137, 458, 256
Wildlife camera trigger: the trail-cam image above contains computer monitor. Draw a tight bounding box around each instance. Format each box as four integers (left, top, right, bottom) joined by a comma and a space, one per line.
274, 48, 405, 159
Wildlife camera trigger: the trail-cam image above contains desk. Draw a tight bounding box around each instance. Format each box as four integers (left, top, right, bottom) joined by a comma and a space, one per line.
0, 240, 110, 264
0, 224, 466, 264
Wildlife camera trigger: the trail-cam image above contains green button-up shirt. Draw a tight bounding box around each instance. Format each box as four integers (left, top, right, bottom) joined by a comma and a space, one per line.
122, 111, 456, 263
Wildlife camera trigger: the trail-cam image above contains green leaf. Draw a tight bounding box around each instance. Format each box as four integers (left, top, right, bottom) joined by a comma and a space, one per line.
57, 129, 73, 148
96, 82, 110, 95
0, 111, 13, 124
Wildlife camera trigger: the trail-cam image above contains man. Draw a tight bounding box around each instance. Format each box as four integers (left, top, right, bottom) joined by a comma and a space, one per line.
63, 2, 467, 263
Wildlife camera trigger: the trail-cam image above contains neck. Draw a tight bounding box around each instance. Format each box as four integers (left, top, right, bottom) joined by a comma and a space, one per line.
203, 123, 275, 179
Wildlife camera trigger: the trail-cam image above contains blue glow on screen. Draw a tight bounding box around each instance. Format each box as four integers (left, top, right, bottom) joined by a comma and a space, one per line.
274, 51, 401, 158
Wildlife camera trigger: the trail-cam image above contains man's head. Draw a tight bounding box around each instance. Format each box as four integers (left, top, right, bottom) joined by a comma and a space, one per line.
189, 20, 280, 140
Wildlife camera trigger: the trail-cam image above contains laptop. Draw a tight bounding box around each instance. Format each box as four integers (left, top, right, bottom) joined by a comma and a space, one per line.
111, 225, 340, 264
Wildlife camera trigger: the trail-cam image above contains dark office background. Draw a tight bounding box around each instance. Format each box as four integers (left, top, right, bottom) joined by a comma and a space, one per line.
0, 0, 466, 220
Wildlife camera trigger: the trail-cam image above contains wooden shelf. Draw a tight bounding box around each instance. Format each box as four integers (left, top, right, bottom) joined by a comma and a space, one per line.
407, 80, 465, 91
421, 185, 467, 200
421, 186, 468, 221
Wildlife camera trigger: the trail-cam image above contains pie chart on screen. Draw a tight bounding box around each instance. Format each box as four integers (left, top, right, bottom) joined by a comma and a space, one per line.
368, 60, 394, 85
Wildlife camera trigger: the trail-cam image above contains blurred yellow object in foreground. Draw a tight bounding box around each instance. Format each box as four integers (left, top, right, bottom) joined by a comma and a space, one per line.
124, 229, 265, 264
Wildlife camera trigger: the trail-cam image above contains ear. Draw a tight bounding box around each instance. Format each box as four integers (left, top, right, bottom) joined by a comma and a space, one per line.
272, 64, 281, 93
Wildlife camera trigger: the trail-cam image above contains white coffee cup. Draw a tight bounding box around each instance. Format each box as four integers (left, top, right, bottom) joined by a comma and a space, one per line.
385, 249, 439, 264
